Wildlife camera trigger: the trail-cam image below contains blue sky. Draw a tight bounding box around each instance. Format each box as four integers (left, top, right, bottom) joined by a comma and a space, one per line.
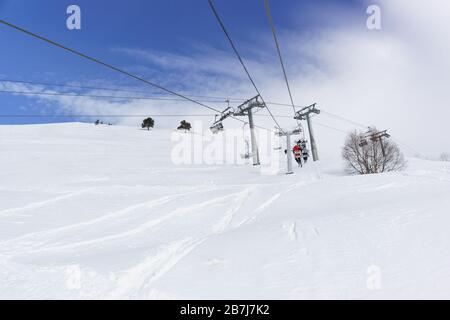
0, 0, 368, 125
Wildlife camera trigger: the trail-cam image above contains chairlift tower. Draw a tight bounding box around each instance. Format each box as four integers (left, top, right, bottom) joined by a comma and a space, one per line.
233, 95, 265, 166
276, 126, 302, 174
360, 129, 391, 157
210, 95, 265, 166
294, 103, 320, 161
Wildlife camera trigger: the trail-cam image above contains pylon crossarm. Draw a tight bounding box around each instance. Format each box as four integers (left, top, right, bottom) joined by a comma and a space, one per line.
234, 95, 264, 116
294, 103, 319, 120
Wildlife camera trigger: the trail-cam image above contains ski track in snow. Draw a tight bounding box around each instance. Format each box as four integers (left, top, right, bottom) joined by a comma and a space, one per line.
107, 237, 205, 299
112, 186, 258, 298
254, 193, 282, 214
212, 186, 254, 233
0, 186, 218, 250
0, 188, 94, 217
240, 180, 312, 227
1, 187, 256, 257
283, 221, 298, 241
1, 181, 261, 298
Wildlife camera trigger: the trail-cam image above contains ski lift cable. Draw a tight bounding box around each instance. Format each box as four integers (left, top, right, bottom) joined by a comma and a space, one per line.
313, 122, 348, 134
207, 0, 282, 131
0, 85, 367, 128
0, 113, 297, 118
319, 110, 367, 129
263, 0, 300, 127
0, 89, 237, 102
2, 84, 411, 146
0, 21, 219, 112
0, 114, 222, 118
0, 78, 247, 102
308, 113, 348, 134
0, 78, 343, 110
0, 83, 390, 128
0, 19, 274, 133
1, 21, 404, 146
318, 111, 420, 154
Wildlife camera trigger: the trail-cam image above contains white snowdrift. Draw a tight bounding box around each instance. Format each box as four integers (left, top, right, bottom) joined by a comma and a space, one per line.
0, 123, 449, 299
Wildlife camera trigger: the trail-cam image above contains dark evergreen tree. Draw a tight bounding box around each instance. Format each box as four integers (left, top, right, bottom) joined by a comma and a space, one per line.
177, 120, 192, 132
141, 117, 155, 130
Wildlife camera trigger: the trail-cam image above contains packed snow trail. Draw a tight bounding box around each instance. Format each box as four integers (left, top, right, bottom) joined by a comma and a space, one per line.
1, 123, 450, 299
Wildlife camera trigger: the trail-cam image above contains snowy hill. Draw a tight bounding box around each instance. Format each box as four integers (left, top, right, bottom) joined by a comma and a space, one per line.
0, 123, 449, 299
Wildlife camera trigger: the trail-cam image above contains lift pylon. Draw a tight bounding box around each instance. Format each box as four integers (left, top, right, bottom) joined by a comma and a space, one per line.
294, 103, 320, 161
209, 95, 265, 166
276, 126, 302, 174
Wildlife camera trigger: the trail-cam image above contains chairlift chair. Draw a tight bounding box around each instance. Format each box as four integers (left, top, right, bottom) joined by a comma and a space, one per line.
210, 114, 224, 134
210, 121, 224, 134
359, 138, 368, 147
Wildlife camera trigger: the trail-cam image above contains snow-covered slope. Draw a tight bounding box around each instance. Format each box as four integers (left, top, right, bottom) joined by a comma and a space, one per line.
0, 123, 449, 299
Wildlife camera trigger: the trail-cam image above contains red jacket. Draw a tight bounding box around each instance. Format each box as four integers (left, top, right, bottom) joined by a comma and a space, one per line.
293, 145, 301, 155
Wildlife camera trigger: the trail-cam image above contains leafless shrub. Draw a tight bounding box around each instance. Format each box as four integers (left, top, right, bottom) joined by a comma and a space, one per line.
342, 128, 406, 175
440, 153, 450, 162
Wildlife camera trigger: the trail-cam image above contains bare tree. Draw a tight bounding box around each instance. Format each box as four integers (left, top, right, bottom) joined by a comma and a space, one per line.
342, 128, 406, 175
440, 152, 450, 162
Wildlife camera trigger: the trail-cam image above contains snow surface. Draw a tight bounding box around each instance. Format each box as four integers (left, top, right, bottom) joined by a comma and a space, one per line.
0, 123, 449, 299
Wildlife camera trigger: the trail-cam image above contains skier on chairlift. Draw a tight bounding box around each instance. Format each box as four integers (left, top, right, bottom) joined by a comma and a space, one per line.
293, 143, 302, 167
298, 139, 309, 163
